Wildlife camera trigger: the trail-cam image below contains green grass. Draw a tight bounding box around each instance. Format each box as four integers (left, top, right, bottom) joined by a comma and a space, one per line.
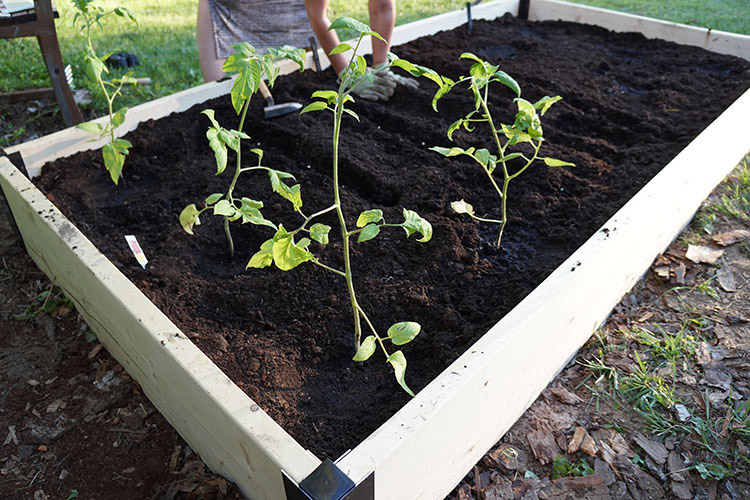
566, 0, 750, 35
1, 0, 747, 119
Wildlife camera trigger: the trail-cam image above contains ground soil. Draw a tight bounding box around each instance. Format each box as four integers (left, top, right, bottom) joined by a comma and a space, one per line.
1, 14, 749, 499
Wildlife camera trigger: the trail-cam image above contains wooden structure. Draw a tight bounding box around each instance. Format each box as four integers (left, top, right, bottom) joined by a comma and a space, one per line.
1, 1, 749, 498
0, 0, 83, 126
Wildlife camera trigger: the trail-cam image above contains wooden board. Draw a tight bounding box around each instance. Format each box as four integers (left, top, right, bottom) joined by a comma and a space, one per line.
531, 0, 750, 60
0, 160, 321, 499
4, 1, 750, 498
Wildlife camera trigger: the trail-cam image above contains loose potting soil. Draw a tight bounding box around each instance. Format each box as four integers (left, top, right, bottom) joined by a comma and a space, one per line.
36, 15, 750, 458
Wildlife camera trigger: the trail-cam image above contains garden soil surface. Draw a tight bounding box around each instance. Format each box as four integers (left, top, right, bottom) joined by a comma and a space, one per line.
2, 13, 750, 499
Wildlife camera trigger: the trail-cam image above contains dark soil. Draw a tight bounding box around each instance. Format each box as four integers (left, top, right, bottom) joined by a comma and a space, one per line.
33, 15, 750, 459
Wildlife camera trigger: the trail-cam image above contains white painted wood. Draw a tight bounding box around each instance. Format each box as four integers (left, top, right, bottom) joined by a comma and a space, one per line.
0, 159, 321, 499
338, 87, 750, 499
530, 0, 750, 60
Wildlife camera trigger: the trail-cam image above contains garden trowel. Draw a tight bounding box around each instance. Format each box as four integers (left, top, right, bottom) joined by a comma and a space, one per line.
259, 80, 302, 119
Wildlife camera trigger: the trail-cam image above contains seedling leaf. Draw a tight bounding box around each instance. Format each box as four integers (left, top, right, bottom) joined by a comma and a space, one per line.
388, 351, 414, 396
268, 170, 303, 212
357, 223, 380, 243
357, 209, 383, 227
76, 121, 103, 135
533, 95, 562, 115
329, 43, 352, 55
542, 157, 576, 167
401, 209, 432, 242
300, 101, 328, 114
328, 16, 370, 35
451, 199, 475, 215
213, 199, 236, 217
388, 321, 420, 345
272, 231, 313, 270
205, 193, 223, 205
179, 204, 200, 235
310, 223, 331, 245
247, 239, 274, 269
353, 335, 377, 361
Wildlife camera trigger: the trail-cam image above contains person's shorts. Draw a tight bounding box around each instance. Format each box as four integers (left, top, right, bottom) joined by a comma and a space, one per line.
207, 0, 315, 57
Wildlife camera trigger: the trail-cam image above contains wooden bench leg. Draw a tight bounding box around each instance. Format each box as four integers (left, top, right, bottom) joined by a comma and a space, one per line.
37, 33, 84, 127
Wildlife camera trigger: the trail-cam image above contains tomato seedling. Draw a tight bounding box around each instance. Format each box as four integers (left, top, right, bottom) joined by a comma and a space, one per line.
71, 0, 138, 185
430, 53, 574, 247
249, 17, 439, 395
179, 44, 305, 256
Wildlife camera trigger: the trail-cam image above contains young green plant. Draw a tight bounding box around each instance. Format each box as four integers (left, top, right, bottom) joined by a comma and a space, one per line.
71, 0, 138, 185
248, 17, 438, 395
179, 44, 305, 256
430, 53, 574, 247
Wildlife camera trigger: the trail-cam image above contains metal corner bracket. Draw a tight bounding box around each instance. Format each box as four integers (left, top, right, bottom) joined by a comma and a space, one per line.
282, 459, 374, 500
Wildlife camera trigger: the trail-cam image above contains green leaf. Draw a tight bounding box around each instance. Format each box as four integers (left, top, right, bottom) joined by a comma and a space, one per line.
102, 143, 124, 185
446, 118, 463, 141
247, 239, 274, 269
213, 199, 236, 217
238, 202, 276, 229
401, 209, 432, 242
542, 157, 576, 167
229, 57, 262, 114
202, 109, 221, 129
179, 204, 201, 235
450, 199, 475, 215
391, 58, 444, 87
111, 107, 127, 128
501, 124, 533, 145
353, 335, 377, 361
76, 121, 103, 135
113, 6, 137, 26
459, 52, 484, 64
387, 351, 414, 396
300, 101, 328, 114
498, 152, 523, 162
268, 170, 303, 212
272, 228, 313, 270
492, 69, 521, 97
356, 208, 383, 227
205, 193, 223, 205
329, 43, 352, 55
311, 90, 338, 104
533, 95, 562, 115
309, 223, 331, 245
84, 52, 107, 81
328, 16, 370, 35
65, 489, 80, 500
112, 138, 131, 153
344, 108, 360, 122
388, 322, 420, 345
357, 223, 380, 243
474, 148, 496, 168
430, 146, 473, 158
265, 45, 306, 72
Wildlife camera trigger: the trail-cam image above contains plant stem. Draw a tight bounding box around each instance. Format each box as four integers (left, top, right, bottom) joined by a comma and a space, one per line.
222, 98, 252, 257
480, 88, 511, 248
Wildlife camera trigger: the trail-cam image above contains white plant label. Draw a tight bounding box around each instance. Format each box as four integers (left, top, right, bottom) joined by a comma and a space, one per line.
125, 235, 148, 269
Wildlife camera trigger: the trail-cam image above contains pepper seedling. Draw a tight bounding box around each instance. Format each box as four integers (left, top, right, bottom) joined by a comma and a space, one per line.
430, 53, 574, 247
179, 44, 305, 256
248, 17, 440, 395
71, 0, 138, 185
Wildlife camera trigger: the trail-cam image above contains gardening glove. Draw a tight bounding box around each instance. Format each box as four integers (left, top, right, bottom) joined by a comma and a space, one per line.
374, 63, 420, 91
350, 67, 397, 102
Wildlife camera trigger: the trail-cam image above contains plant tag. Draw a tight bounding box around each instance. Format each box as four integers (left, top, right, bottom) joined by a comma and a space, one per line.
124, 235, 148, 269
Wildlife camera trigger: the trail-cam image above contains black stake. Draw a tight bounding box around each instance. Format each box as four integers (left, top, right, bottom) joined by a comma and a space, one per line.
309, 36, 323, 73
466, 2, 473, 35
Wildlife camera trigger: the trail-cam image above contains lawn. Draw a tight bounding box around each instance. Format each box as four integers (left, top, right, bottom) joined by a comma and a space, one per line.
0, 0, 748, 116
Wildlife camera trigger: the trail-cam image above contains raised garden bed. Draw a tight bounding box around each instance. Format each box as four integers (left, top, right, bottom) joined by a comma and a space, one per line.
2, 1, 750, 499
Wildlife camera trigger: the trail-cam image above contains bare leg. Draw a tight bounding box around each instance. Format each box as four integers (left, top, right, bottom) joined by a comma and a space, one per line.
368, 0, 395, 66
197, 0, 226, 82
305, 0, 348, 74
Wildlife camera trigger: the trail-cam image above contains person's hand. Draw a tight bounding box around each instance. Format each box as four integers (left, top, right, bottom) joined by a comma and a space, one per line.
350, 67, 397, 102
375, 64, 420, 91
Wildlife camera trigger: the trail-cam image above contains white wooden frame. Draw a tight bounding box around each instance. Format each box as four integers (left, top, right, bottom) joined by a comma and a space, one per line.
2, 1, 749, 499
